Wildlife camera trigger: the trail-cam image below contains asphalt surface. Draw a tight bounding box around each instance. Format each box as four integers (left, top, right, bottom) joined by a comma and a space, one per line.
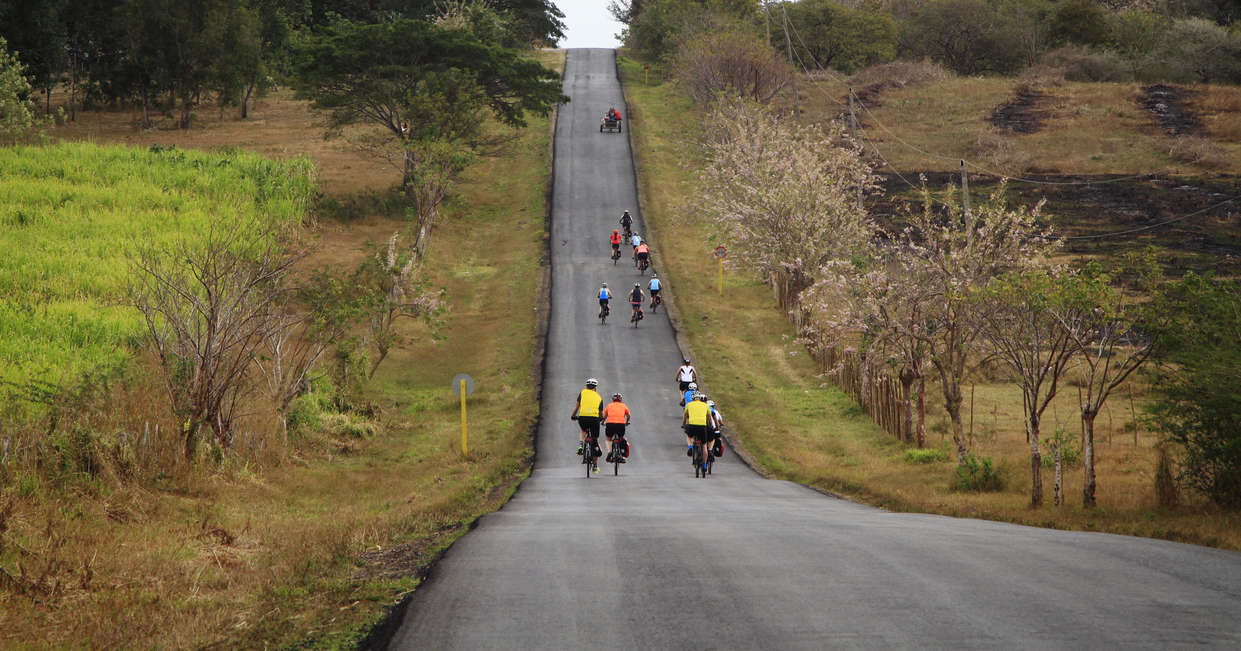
388, 49, 1241, 649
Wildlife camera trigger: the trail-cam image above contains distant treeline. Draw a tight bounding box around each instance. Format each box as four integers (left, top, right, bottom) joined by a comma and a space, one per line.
0, 0, 565, 123
611, 0, 1241, 83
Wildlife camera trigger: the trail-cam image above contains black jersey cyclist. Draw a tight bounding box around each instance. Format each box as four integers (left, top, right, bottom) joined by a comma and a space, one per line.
629, 283, 645, 320
619, 210, 633, 238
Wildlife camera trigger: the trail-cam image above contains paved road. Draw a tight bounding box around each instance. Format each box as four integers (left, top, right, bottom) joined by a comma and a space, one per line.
388, 49, 1241, 649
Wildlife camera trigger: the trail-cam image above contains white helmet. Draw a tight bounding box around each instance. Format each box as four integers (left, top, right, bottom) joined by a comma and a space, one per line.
688, 382, 698, 390
585, 378, 598, 387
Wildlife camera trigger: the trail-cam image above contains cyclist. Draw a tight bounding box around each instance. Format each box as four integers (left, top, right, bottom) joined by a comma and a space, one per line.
601, 393, 631, 463
629, 283, 645, 322
630, 232, 642, 259
609, 229, 623, 259
676, 358, 698, 392
634, 241, 650, 270
619, 210, 633, 238
598, 282, 612, 320
648, 274, 662, 310
708, 399, 725, 457
682, 392, 715, 462
570, 377, 604, 473
680, 381, 697, 407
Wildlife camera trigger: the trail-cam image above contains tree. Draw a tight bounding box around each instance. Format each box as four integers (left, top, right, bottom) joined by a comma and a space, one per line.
675, 28, 793, 106
697, 99, 876, 312
1156, 17, 1241, 83
0, 0, 68, 112
129, 224, 298, 459
0, 37, 42, 144
899, 184, 1055, 465
896, 0, 1024, 74
623, 0, 760, 62
294, 18, 566, 195
782, 0, 897, 74
1053, 260, 1155, 508
1147, 272, 1241, 508
1049, 0, 1110, 47
981, 268, 1075, 507
1106, 9, 1170, 79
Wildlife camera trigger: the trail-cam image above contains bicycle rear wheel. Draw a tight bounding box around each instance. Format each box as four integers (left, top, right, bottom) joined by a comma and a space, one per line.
692, 443, 702, 478
613, 443, 621, 475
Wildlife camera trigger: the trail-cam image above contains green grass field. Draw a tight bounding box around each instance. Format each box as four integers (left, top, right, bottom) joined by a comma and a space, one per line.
0, 143, 314, 416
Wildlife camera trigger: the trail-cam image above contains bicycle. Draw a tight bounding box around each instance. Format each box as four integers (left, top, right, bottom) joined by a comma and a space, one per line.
650, 293, 662, 313
611, 246, 621, 264
692, 440, 711, 478
621, 223, 633, 241
599, 302, 610, 324
583, 434, 599, 477
637, 255, 650, 275
630, 304, 642, 328
610, 435, 628, 475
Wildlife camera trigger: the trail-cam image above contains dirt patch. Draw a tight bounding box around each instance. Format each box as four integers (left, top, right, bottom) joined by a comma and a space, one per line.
852, 81, 899, 109
1140, 84, 1202, 136
988, 85, 1052, 134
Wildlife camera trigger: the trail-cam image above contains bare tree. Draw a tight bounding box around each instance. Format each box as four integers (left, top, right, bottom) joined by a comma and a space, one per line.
900, 183, 1056, 465
1053, 262, 1155, 508
981, 268, 1076, 507
129, 225, 297, 459
361, 232, 443, 378
675, 29, 794, 107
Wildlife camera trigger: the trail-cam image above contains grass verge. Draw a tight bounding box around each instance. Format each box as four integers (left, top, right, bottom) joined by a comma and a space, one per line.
0, 51, 562, 648
620, 56, 1241, 551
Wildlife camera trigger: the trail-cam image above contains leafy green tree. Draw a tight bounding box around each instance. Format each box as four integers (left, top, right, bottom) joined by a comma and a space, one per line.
1156, 17, 1241, 83
0, 36, 47, 144
624, 0, 759, 62
1049, 0, 1109, 47
896, 0, 1024, 74
0, 0, 68, 112
782, 0, 897, 73
1147, 273, 1241, 508
1106, 9, 1170, 78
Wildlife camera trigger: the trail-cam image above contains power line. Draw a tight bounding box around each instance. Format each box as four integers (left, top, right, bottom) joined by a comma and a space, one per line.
1064, 196, 1238, 241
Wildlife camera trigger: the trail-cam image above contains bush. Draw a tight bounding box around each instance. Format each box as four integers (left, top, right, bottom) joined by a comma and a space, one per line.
675, 28, 793, 106
953, 453, 1005, 492
848, 59, 954, 91
1038, 45, 1132, 82
904, 446, 949, 464
1147, 273, 1241, 508
1168, 136, 1232, 170
897, 0, 1026, 75
1041, 428, 1082, 469
1049, 0, 1109, 48
1155, 18, 1241, 84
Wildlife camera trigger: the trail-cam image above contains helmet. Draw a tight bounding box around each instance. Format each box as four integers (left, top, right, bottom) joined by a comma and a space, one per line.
707, 400, 715, 408
688, 382, 698, 390
613, 228, 619, 233
652, 272, 658, 278
634, 283, 640, 287
693, 392, 706, 401
601, 282, 608, 287
585, 378, 598, 387
683, 357, 690, 363
612, 393, 622, 400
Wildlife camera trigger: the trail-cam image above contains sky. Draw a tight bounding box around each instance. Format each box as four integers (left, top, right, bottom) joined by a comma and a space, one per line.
555, 0, 624, 49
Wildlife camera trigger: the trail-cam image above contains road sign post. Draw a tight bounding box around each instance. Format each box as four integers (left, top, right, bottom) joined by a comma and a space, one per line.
451, 373, 476, 455
714, 245, 728, 295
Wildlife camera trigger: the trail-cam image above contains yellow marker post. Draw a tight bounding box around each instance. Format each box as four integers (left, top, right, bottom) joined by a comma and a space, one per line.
459, 379, 468, 455
714, 245, 727, 295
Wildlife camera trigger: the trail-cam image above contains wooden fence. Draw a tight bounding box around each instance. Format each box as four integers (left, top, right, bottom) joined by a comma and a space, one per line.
770, 270, 910, 443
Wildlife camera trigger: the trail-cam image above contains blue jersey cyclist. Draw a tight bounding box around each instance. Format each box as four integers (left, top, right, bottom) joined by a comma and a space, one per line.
598, 282, 612, 317
680, 381, 698, 407
648, 274, 661, 303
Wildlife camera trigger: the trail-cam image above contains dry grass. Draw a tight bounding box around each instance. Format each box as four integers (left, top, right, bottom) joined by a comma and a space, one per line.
620, 55, 1241, 551
794, 73, 1241, 176
1, 51, 563, 647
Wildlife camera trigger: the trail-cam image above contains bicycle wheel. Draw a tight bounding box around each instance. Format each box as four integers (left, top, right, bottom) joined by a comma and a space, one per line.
692, 443, 702, 478
585, 440, 594, 478
707, 447, 714, 475
613, 441, 621, 476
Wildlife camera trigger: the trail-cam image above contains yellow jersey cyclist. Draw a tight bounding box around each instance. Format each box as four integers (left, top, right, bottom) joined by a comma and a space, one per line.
571, 377, 604, 472
682, 392, 716, 460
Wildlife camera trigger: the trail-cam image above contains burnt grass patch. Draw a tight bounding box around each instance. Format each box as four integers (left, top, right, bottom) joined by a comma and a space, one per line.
988, 85, 1052, 134
871, 172, 1241, 274
1141, 84, 1202, 136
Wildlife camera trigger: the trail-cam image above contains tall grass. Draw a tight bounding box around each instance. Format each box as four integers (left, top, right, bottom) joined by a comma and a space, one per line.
0, 142, 315, 419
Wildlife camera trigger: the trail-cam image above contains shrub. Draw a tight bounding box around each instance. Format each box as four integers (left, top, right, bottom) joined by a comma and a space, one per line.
896, 0, 1026, 75
904, 446, 949, 464
1156, 18, 1241, 84
953, 453, 1005, 492
1038, 45, 1131, 82
848, 59, 954, 91
1049, 0, 1109, 48
1168, 136, 1232, 170
675, 28, 793, 106
1041, 428, 1082, 469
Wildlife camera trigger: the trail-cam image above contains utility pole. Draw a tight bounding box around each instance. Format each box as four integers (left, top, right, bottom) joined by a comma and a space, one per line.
850, 88, 862, 211
781, 3, 799, 113
960, 160, 971, 216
